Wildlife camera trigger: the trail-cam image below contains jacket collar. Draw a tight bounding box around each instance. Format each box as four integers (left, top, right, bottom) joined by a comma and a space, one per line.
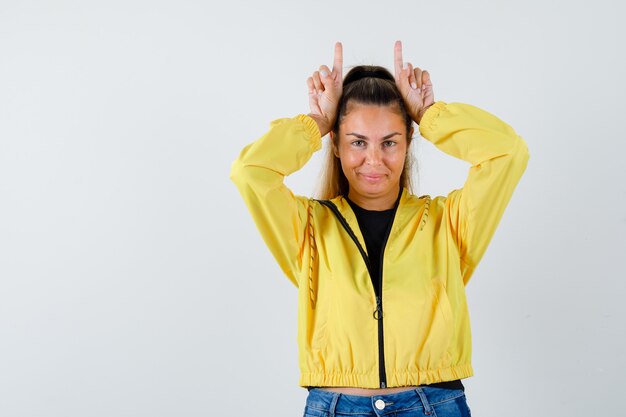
327, 187, 420, 253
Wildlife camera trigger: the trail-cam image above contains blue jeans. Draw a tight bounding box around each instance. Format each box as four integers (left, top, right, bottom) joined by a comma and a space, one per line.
303, 386, 472, 417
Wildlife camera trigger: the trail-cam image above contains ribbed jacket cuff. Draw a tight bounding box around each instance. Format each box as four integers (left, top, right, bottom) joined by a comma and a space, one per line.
418, 100, 447, 134
295, 114, 322, 148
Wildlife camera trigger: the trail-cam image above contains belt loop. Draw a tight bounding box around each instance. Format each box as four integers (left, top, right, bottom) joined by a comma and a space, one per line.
414, 387, 434, 416
328, 392, 340, 417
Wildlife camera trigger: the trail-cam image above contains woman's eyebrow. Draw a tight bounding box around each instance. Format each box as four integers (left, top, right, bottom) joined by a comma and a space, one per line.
346, 132, 402, 140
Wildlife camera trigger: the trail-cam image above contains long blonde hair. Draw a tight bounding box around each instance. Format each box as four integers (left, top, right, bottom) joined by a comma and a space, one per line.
314, 65, 418, 200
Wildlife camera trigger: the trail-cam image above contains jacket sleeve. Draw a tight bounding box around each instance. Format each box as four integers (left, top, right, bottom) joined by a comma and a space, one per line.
418, 101, 530, 285
229, 114, 322, 288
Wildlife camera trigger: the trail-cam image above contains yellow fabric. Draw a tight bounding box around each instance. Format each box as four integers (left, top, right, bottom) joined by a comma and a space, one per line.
230, 101, 530, 388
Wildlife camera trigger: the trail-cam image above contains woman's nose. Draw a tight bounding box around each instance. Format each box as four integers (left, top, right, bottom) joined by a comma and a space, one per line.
365, 147, 383, 165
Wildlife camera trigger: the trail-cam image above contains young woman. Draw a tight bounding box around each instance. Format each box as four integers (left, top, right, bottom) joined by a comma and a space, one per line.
230, 40, 529, 417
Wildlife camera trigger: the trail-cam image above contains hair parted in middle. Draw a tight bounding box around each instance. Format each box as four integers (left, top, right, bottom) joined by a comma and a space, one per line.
315, 65, 418, 200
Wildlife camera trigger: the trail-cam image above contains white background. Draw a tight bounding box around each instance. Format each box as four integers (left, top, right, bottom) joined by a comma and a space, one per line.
1, 0, 624, 416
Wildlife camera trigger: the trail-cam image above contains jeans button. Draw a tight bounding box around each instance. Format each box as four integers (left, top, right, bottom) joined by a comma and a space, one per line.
374, 399, 385, 410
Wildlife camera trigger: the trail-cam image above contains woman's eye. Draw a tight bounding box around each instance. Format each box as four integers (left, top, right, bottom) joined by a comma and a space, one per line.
383, 141, 396, 147
351, 140, 365, 147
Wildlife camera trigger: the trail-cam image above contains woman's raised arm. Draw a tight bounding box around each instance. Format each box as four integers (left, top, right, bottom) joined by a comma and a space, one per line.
229, 42, 343, 288
419, 101, 530, 286
394, 40, 529, 285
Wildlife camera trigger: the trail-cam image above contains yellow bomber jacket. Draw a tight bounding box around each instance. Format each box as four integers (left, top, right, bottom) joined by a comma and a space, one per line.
229, 101, 530, 389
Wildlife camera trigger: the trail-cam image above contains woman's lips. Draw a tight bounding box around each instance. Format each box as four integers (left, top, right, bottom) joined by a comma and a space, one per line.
359, 173, 385, 182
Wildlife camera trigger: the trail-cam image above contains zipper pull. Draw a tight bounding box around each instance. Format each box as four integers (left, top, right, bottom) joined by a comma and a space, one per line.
373, 295, 383, 320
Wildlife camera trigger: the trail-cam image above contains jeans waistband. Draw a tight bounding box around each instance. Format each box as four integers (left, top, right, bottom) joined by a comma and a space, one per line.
305, 385, 466, 416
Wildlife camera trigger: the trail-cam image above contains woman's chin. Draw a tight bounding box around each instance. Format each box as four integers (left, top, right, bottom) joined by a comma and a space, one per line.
354, 182, 392, 197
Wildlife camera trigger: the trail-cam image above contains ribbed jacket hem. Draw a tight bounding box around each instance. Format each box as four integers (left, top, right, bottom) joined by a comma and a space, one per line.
298, 363, 474, 388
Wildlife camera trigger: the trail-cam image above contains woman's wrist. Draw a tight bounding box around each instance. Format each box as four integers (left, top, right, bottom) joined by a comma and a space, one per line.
416, 103, 435, 125
307, 113, 331, 137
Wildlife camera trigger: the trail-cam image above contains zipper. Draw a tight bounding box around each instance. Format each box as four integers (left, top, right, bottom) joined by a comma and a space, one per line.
317, 191, 401, 389
375, 202, 399, 388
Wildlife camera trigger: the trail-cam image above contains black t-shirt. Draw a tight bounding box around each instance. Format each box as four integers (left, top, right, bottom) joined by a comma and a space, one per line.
344, 195, 465, 392
346, 196, 394, 295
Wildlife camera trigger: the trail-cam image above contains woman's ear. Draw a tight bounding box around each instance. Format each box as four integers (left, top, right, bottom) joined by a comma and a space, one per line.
330, 132, 340, 158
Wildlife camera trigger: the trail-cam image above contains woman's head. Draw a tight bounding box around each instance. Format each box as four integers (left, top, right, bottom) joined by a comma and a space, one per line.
316, 65, 416, 207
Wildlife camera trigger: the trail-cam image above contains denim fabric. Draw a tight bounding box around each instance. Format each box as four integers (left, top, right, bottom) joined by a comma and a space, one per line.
303, 386, 471, 417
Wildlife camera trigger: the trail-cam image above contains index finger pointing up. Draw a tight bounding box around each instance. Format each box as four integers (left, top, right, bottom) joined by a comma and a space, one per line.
394, 40, 403, 79
333, 42, 343, 79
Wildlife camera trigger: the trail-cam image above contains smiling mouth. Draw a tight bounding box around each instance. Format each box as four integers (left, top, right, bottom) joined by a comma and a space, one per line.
359, 173, 385, 182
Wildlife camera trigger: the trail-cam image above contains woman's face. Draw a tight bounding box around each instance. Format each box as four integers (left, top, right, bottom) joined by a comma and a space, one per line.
331, 103, 412, 210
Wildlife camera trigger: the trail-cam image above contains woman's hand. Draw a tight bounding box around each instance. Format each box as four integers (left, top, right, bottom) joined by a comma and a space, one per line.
393, 40, 435, 125
307, 42, 343, 137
